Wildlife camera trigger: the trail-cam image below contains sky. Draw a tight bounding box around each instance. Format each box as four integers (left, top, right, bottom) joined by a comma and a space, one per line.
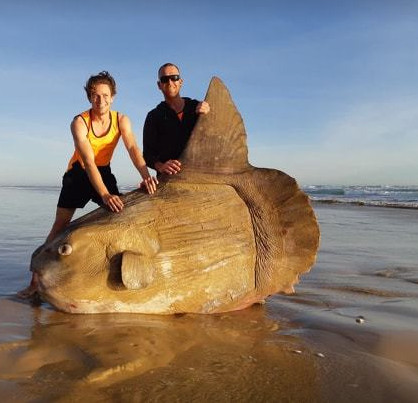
0, 0, 417, 186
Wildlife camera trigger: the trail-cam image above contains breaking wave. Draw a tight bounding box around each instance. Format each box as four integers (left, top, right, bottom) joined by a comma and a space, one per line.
303, 185, 418, 209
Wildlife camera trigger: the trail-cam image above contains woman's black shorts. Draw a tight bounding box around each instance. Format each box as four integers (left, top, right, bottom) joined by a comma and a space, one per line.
57, 161, 120, 208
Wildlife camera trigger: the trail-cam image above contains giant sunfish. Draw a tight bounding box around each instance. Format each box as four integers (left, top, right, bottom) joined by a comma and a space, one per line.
31, 77, 320, 314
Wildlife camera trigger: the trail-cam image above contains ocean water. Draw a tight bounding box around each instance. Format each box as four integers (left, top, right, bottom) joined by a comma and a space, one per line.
0, 185, 418, 402
303, 184, 418, 209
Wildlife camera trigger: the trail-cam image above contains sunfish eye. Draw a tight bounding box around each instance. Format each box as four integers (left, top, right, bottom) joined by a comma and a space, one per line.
58, 244, 73, 256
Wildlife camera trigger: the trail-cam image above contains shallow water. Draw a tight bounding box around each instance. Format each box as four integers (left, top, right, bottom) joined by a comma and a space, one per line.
0, 186, 417, 402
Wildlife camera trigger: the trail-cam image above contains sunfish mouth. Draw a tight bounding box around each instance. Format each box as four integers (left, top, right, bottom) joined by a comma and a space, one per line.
36, 270, 55, 294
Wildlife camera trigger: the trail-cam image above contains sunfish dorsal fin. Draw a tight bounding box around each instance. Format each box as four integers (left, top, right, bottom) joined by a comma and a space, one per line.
181, 77, 250, 174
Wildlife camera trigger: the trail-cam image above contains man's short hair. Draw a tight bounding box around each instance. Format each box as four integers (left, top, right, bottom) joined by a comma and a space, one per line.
84, 71, 117, 101
158, 63, 180, 80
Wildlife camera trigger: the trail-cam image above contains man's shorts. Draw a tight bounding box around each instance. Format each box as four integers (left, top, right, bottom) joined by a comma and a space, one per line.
57, 161, 120, 209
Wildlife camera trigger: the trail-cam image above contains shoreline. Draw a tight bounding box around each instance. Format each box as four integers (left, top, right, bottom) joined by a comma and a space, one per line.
312, 199, 418, 210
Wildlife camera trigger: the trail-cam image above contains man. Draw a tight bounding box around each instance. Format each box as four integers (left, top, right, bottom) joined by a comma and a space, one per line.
18, 71, 158, 298
143, 63, 210, 175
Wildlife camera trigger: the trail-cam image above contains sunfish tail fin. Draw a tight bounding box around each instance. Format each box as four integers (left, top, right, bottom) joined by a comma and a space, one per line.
231, 168, 320, 296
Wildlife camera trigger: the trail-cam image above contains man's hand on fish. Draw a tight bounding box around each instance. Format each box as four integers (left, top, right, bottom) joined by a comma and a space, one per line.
102, 193, 124, 212
140, 176, 159, 194
196, 101, 210, 114
156, 159, 182, 175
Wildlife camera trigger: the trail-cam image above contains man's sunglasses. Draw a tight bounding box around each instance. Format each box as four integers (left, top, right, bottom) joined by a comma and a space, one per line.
159, 75, 181, 83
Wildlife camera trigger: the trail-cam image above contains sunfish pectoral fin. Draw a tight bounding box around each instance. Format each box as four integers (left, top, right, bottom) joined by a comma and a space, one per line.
121, 251, 155, 290
180, 77, 250, 175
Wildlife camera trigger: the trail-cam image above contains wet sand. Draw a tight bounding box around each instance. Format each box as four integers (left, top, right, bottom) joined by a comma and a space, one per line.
0, 203, 418, 402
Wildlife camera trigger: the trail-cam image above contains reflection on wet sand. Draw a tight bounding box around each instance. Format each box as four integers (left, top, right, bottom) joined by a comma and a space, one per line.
2, 290, 418, 403
0, 299, 320, 402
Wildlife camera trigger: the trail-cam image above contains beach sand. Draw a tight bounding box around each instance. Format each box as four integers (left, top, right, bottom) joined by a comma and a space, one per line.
0, 202, 417, 402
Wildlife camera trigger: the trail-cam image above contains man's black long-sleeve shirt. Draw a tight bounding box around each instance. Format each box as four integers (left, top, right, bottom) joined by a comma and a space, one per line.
143, 97, 199, 169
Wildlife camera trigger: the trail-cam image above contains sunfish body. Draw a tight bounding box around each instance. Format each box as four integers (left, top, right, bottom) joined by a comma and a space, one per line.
31, 78, 320, 314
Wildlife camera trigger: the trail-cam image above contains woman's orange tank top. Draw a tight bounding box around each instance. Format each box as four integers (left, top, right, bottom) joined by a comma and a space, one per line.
67, 110, 121, 170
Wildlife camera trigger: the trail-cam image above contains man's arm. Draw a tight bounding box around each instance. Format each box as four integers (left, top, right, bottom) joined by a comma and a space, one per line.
71, 116, 124, 212
143, 112, 182, 175
119, 114, 158, 194
143, 112, 160, 170
153, 100, 210, 175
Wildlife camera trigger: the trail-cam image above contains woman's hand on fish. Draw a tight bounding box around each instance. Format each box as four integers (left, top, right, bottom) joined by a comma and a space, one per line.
140, 176, 159, 194
102, 194, 124, 212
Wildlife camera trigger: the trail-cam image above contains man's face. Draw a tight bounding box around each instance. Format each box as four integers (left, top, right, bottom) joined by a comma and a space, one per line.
158, 65, 183, 99
89, 83, 113, 115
